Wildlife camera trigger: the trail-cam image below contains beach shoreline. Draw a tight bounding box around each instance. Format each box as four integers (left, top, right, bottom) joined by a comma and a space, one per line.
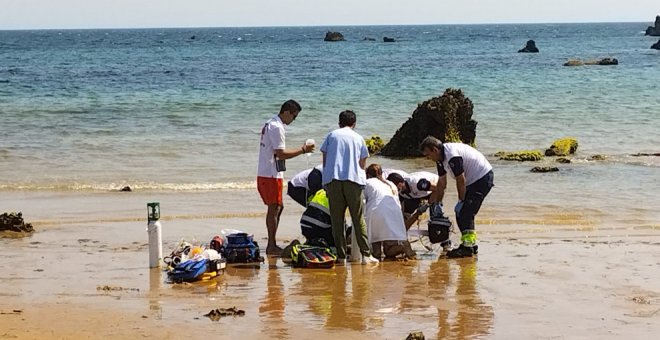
1, 190, 658, 339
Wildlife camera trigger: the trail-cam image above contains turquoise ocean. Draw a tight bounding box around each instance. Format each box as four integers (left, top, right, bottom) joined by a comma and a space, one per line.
1, 23, 659, 228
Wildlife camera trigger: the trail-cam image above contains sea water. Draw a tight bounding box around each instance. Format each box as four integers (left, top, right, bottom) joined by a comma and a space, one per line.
1, 23, 659, 228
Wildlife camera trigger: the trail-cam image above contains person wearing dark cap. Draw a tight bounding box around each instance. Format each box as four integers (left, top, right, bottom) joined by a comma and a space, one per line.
419, 136, 494, 258
287, 165, 323, 207
386, 171, 438, 215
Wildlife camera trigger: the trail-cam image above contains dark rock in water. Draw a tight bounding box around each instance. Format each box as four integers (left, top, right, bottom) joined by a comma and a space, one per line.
324, 31, 345, 42
518, 40, 539, 53
651, 39, 660, 50
556, 157, 572, 164
589, 154, 607, 161
645, 15, 660, 36
363, 37, 376, 41
631, 152, 660, 157
120, 186, 132, 192
1, 212, 35, 233
531, 166, 559, 173
598, 58, 618, 65
406, 331, 425, 340
190, 35, 196, 40
380, 88, 477, 157
383, 37, 396, 43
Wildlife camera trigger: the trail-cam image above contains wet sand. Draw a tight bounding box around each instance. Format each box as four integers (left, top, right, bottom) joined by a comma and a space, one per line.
1, 191, 659, 339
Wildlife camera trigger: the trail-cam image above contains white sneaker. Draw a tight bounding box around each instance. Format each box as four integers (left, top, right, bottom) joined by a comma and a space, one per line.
361, 255, 379, 265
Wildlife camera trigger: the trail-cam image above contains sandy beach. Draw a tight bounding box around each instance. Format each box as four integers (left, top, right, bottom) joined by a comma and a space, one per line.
1, 190, 658, 339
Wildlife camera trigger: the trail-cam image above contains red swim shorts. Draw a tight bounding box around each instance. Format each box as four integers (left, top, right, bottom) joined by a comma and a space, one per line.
257, 177, 283, 205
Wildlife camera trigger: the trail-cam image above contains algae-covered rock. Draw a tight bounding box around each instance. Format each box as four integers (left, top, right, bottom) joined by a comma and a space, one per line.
365, 135, 385, 155
556, 157, 571, 164
380, 88, 477, 157
1, 212, 35, 234
531, 166, 559, 173
495, 150, 544, 162
589, 154, 607, 161
545, 138, 578, 156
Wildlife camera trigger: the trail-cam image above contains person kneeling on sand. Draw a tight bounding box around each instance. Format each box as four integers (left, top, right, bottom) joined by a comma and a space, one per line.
287, 165, 323, 207
299, 189, 335, 246
364, 164, 416, 260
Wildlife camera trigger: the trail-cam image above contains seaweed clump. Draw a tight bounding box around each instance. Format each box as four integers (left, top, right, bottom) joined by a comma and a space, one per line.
365, 135, 385, 155
545, 138, 578, 156
495, 150, 544, 162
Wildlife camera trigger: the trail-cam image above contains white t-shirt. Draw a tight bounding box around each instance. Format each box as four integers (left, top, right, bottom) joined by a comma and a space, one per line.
289, 165, 322, 189
257, 115, 286, 179
403, 171, 438, 199
364, 178, 407, 243
440, 143, 492, 186
382, 168, 409, 180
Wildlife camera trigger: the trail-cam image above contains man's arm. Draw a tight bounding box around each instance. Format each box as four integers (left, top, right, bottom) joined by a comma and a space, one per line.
359, 157, 367, 170
429, 174, 447, 204
455, 173, 466, 201
274, 144, 310, 160
322, 152, 326, 167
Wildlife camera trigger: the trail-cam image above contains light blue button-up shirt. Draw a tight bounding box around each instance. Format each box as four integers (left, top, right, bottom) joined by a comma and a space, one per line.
320, 127, 369, 186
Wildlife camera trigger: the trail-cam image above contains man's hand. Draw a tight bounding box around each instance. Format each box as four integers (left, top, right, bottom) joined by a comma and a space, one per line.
415, 203, 429, 214
454, 200, 464, 216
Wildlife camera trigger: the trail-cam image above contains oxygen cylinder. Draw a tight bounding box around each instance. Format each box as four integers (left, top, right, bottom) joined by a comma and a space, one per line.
147, 202, 163, 268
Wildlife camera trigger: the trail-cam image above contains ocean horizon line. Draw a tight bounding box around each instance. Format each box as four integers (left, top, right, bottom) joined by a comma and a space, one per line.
0, 20, 653, 32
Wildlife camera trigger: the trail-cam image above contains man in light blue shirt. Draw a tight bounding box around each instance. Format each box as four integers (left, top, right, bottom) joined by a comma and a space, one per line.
321, 110, 379, 264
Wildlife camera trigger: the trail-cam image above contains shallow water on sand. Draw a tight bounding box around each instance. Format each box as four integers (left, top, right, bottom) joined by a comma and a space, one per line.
1, 212, 658, 339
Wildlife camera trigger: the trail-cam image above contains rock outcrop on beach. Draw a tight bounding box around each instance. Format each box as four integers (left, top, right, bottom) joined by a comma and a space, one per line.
324, 31, 345, 42
518, 40, 539, 53
545, 138, 578, 156
645, 16, 660, 36
651, 39, 660, 50
1, 212, 34, 234
383, 37, 396, 43
495, 150, 544, 162
380, 89, 477, 157
563, 58, 618, 66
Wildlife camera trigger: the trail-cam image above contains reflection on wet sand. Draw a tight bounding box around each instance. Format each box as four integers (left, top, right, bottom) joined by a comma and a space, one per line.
430, 259, 494, 339
259, 257, 289, 338
284, 259, 494, 337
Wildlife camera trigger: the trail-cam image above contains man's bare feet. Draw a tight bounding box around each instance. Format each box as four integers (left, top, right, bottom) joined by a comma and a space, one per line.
266, 245, 283, 256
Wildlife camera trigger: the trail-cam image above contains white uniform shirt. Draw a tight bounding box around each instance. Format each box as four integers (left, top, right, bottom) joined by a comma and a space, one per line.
404, 171, 439, 199
364, 178, 408, 243
257, 115, 286, 179
382, 168, 409, 180
289, 165, 322, 189
440, 143, 492, 186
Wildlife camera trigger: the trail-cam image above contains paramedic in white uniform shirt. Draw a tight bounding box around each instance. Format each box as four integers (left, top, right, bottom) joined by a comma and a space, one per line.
386, 171, 439, 215
419, 136, 494, 259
